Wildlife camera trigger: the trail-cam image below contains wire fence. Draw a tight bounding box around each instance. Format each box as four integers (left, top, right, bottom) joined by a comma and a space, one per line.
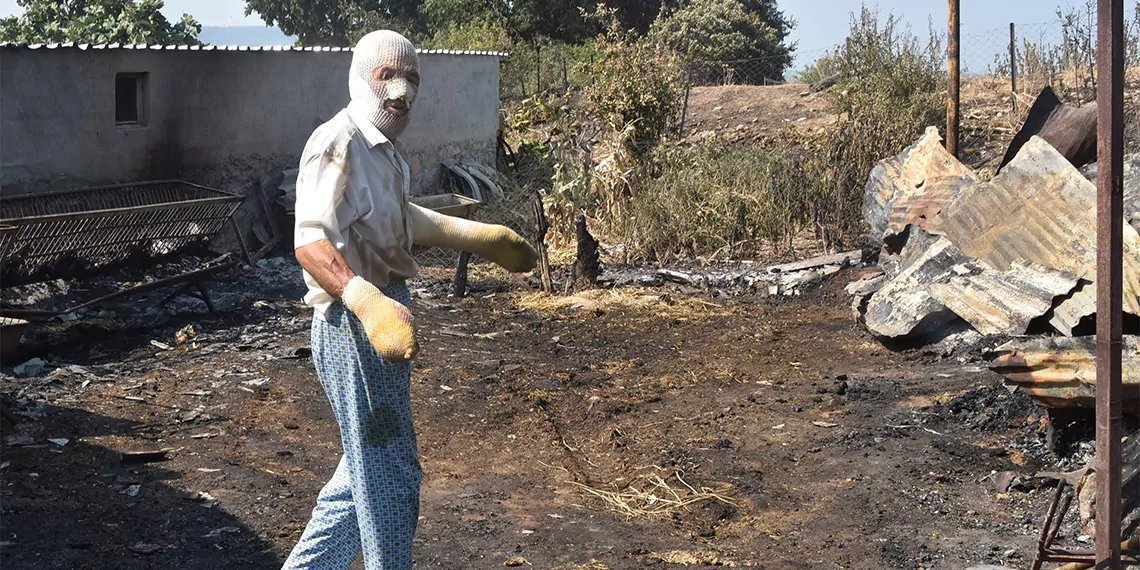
500, 43, 595, 99
411, 169, 538, 287
957, 20, 1140, 163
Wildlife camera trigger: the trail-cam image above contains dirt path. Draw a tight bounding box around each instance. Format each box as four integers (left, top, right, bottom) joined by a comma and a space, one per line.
1, 265, 1062, 569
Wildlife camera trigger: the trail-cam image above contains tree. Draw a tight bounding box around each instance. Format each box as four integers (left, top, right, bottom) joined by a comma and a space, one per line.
244, 0, 426, 46
0, 0, 201, 45
421, 0, 592, 44
604, 0, 664, 35
246, 0, 600, 47
649, 0, 795, 84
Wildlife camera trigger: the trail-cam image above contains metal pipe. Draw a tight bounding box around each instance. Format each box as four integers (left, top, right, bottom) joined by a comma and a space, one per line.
1095, 0, 1125, 567
947, 0, 961, 157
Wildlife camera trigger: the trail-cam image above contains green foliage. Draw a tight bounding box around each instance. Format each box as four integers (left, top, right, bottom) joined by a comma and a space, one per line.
791, 51, 838, 85
243, 0, 424, 45
806, 6, 944, 246
650, 0, 794, 83
499, 4, 946, 259
580, 7, 684, 154
621, 144, 812, 262
423, 16, 513, 51
605, 0, 664, 35
244, 0, 598, 46
0, 0, 201, 45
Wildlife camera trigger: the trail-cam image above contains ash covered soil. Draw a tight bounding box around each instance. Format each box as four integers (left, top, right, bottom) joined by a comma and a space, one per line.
0, 257, 1085, 569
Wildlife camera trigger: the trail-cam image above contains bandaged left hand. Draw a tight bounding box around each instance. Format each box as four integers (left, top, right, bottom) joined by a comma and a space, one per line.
476, 225, 539, 272
411, 205, 538, 273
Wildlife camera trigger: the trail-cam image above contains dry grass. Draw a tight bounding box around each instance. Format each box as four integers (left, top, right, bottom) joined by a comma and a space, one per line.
510, 288, 733, 319
650, 550, 737, 566
567, 472, 736, 520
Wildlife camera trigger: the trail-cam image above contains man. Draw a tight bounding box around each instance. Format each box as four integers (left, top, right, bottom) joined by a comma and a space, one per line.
284, 30, 538, 569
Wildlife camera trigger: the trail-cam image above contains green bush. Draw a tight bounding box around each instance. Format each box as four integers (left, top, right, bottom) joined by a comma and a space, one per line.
579, 7, 684, 155
506, 7, 944, 261
807, 7, 944, 247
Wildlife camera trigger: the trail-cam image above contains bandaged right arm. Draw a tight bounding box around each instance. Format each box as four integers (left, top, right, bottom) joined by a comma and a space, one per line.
294, 138, 417, 362
296, 241, 418, 362
410, 203, 538, 272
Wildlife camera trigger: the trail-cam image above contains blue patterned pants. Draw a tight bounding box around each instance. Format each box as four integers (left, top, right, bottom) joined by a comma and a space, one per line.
283, 282, 421, 570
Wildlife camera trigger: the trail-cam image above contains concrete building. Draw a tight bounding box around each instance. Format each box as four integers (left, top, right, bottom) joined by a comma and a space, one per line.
0, 43, 503, 196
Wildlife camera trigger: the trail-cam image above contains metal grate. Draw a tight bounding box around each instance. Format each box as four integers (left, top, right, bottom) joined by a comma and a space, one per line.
0, 181, 243, 286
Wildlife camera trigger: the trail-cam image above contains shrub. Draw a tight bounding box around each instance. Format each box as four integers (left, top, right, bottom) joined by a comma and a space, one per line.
618, 144, 811, 263
806, 7, 944, 248
579, 7, 684, 155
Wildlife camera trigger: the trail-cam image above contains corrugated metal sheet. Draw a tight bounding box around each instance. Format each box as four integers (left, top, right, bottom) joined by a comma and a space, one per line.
863, 126, 977, 241
928, 260, 1080, 335
0, 42, 507, 56
863, 230, 969, 340
990, 335, 1140, 410
1082, 153, 1140, 232
1049, 280, 1096, 335
932, 136, 1140, 316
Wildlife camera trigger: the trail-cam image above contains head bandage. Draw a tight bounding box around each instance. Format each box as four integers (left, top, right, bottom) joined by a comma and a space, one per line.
348, 30, 420, 140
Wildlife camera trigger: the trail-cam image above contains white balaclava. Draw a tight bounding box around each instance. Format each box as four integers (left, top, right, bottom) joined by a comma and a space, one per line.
348, 30, 420, 140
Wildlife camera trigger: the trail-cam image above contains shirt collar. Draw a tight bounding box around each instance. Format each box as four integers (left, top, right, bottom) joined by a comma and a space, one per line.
346, 104, 392, 149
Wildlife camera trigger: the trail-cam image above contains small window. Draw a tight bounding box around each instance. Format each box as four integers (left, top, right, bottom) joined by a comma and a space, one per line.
115, 72, 148, 126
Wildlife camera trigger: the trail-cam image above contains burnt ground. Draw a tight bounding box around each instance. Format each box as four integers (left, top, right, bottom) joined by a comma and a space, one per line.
0, 257, 1097, 569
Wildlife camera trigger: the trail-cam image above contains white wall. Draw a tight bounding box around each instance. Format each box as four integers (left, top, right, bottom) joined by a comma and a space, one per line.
0, 47, 501, 195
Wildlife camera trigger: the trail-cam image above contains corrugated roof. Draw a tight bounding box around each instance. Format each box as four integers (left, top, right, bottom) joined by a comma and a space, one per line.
933, 136, 1140, 319
990, 335, 1140, 410
864, 126, 978, 243
0, 42, 506, 56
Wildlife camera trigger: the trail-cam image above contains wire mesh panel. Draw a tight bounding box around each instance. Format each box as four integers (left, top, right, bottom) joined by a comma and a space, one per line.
411, 175, 538, 272
0, 181, 243, 286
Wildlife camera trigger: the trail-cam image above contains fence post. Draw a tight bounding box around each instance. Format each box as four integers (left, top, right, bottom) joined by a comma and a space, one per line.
535, 42, 542, 95
1009, 23, 1018, 111
678, 65, 692, 138
946, 0, 961, 158
1094, 1, 1125, 567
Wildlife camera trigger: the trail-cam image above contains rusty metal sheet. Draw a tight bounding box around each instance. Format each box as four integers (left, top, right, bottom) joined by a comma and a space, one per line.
997, 85, 1097, 173
932, 136, 1140, 316
863, 231, 969, 340
928, 260, 1080, 335
988, 335, 1140, 410
863, 126, 977, 242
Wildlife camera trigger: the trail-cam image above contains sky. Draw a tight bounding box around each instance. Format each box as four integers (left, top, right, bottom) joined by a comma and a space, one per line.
1, 0, 1136, 69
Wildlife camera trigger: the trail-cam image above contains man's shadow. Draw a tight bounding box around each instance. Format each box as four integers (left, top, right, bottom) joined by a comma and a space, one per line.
1, 402, 285, 570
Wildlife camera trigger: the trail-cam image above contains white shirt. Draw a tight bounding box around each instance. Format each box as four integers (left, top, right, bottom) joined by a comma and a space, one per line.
294, 107, 418, 317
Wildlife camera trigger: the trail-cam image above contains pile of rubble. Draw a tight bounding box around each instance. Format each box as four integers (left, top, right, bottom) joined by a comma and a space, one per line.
850, 118, 1140, 412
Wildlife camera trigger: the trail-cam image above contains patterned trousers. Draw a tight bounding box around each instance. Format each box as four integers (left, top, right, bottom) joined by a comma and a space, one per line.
283, 282, 421, 570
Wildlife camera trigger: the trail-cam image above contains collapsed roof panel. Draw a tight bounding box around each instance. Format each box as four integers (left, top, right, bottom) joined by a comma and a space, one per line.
863, 229, 969, 340
928, 260, 1080, 336
989, 335, 1140, 411
934, 136, 1140, 316
862, 126, 977, 243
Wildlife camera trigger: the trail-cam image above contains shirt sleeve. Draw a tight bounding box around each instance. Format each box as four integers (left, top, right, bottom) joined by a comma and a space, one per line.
294, 129, 352, 249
